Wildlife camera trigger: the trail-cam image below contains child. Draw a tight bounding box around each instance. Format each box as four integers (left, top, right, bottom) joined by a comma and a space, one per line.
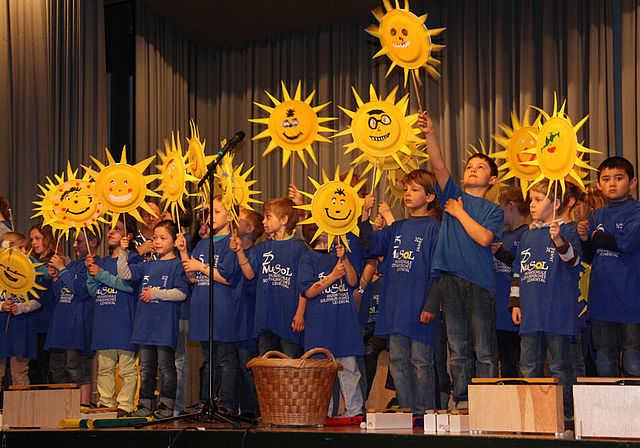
0, 232, 40, 386
135, 202, 161, 261
578, 156, 640, 377
231, 197, 307, 358
46, 230, 100, 407
176, 196, 241, 413
117, 220, 189, 419
417, 113, 504, 409
492, 186, 530, 378
230, 208, 264, 418
86, 215, 141, 417
510, 179, 582, 418
359, 169, 441, 414
298, 224, 365, 417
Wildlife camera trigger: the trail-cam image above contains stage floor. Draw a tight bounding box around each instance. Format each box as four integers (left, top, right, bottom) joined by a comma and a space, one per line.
4, 421, 640, 448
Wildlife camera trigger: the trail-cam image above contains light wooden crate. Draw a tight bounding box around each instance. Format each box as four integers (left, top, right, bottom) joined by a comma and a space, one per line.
4, 385, 80, 428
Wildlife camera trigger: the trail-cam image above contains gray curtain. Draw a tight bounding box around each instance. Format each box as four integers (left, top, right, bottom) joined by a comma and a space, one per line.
0, 0, 107, 234
134, 0, 620, 210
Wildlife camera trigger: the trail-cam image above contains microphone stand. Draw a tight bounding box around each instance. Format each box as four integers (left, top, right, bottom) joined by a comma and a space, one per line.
136, 141, 256, 429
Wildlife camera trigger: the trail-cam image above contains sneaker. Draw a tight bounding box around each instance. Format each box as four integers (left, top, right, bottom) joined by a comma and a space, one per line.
116, 408, 132, 418
131, 405, 153, 418
152, 404, 173, 420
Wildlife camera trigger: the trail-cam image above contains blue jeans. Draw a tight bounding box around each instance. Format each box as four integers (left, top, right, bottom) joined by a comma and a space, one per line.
439, 273, 498, 404
138, 345, 176, 409
590, 319, 640, 377
257, 330, 304, 358
328, 356, 365, 417
200, 341, 240, 412
237, 346, 259, 417
520, 332, 573, 419
497, 330, 521, 378
174, 319, 189, 414
389, 334, 436, 414
435, 317, 452, 409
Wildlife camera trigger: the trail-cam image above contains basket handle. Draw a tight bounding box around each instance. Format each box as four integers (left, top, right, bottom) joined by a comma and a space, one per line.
300, 347, 339, 367
261, 350, 292, 360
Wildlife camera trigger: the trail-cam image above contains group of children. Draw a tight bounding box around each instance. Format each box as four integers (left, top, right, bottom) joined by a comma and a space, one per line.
0, 110, 637, 421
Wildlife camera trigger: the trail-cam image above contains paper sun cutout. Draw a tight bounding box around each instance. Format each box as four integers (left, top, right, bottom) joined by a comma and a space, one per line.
491, 109, 543, 198
366, 0, 445, 86
465, 140, 504, 204
83, 147, 160, 227
249, 81, 336, 168
0, 249, 45, 303
33, 163, 106, 239
297, 167, 366, 252
156, 132, 200, 222
334, 85, 424, 186
524, 94, 600, 196
186, 120, 214, 180
385, 167, 407, 207
212, 151, 262, 214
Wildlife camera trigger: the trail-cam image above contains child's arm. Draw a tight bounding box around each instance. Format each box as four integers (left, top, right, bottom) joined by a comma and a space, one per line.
550, 221, 581, 268
176, 233, 196, 283
378, 201, 396, 226
355, 259, 378, 312
292, 295, 306, 333
229, 236, 256, 280
420, 276, 439, 324
140, 288, 187, 303
417, 112, 450, 190
336, 244, 358, 288
304, 260, 346, 299
508, 274, 521, 325
444, 197, 496, 247
12, 298, 42, 315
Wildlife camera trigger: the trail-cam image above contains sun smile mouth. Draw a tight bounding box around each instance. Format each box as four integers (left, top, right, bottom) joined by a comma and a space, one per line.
67, 207, 90, 216
109, 193, 132, 203
393, 41, 410, 48
325, 208, 352, 221
370, 133, 390, 142
283, 132, 303, 141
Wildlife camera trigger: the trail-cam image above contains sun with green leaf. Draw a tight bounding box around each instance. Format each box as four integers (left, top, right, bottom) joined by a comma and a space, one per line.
83, 147, 160, 227
334, 85, 424, 186
297, 167, 366, 252
366, 0, 445, 86
491, 109, 542, 197
249, 81, 336, 168
523, 94, 600, 197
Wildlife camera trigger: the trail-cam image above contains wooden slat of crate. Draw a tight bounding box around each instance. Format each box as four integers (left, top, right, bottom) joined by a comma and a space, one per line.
469, 383, 563, 434
4, 388, 81, 428
574, 384, 640, 439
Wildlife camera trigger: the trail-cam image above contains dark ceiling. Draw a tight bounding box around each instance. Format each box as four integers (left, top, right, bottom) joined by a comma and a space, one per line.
105, 0, 432, 48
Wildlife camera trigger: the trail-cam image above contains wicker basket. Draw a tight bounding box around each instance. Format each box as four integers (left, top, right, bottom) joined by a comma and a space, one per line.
247, 347, 343, 426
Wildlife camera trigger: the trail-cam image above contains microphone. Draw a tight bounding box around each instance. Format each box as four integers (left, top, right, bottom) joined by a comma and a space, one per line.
218, 131, 245, 157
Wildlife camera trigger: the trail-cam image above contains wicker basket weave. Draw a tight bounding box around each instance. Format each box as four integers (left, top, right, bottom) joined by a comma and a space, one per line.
247, 347, 343, 426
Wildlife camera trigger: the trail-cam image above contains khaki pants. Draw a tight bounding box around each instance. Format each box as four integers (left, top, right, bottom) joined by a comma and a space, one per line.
97, 349, 137, 412
0, 356, 30, 386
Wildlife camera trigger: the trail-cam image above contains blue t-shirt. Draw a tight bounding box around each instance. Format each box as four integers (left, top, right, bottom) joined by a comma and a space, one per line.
587, 197, 640, 324
251, 237, 308, 345
46, 258, 96, 354
298, 250, 365, 358
89, 252, 141, 352
33, 259, 56, 334
188, 235, 242, 342
0, 293, 37, 359
358, 274, 383, 329
365, 216, 440, 346
494, 224, 528, 332
235, 245, 257, 352
434, 176, 504, 293
130, 257, 189, 348
513, 223, 581, 337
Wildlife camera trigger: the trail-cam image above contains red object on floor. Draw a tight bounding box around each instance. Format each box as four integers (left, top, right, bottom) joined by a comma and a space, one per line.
324, 416, 364, 426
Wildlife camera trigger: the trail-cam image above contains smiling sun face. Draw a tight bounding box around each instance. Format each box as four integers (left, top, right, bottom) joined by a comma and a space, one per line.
366, 0, 445, 86
0, 248, 45, 302
297, 167, 366, 251
186, 120, 214, 180
249, 80, 336, 168
83, 147, 160, 227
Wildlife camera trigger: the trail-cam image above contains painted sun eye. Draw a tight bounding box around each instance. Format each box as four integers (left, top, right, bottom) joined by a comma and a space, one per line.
402, 29, 408, 36
368, 117, 378, 129
381, 115, 391, 125
390, 28, 396, 36
282, 120, 291, 128
110, 180, 116, 185
291, 119, 299, 127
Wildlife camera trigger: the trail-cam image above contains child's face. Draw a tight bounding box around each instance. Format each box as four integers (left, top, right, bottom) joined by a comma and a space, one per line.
107, 220, 129, 248
11, 241, 28, 255
403, 181, 430, 211
199, 222, 210, 238
463, 156, 496, 189
597, 168, 637, 202
262, 210, 286, 235
153, 225, 175, 257
529, 190, 557, 223
29, 229, 45, 256
141, 202, 161, 231
211, 200, 230, 233
237, 212, 252, 238
73, 234, 90, 259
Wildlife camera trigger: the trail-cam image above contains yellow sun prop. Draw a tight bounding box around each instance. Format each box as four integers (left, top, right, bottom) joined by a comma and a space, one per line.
523, 94, 600, 197
156, 132, 200, 222
83, 147, 160, 227
0, 248, 45, 304
386, 167, 407, 207
32, 163, 106, 240
334, 85, 424, 186
186, 120, 214, 180
249, 81, 336, 168
465, 140, 505, 204
491, 109, 543, 198
366, 0, 445, 86
212, 151, 262, 213
297, 167, 366, 252
354, 141, 429, 179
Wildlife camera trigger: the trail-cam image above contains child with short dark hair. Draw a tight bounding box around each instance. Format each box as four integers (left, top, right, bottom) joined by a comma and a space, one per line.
510, 179, 582, 418
230, 197, 308, 358
418, 113, 504, 409
578, 156, 640, 377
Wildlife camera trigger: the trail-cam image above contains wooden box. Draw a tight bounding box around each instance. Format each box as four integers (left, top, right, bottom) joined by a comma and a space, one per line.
468, 378, 564, 435
365, 409, 413, 430
449, 412, 470, 433
574, 377, 640, 439
4, 385, 80, 428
